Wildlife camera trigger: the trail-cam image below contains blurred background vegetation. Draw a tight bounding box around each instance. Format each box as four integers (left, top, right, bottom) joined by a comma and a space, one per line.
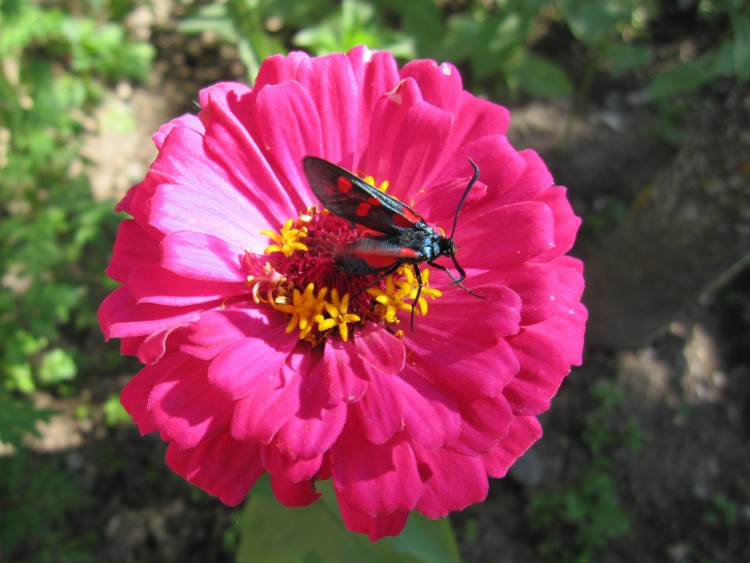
1, 0, 748, 561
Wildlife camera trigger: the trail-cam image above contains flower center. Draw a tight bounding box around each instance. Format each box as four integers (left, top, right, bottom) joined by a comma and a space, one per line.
251, 177, 441, 345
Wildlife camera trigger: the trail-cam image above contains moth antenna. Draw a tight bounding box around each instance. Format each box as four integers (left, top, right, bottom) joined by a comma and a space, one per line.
448, 158, 480, 240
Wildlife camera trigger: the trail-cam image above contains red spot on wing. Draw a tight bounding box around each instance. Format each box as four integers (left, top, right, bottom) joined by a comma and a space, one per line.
401, 207, 422, 223
359, 253, 400, 269
395, 247, 420, 259
355, 245, 418, 269
393, 214, 414, 229
355, 202, 370, 217
337, 177, 353, 194
354, 197, 383, 219
354, 225, 383, 236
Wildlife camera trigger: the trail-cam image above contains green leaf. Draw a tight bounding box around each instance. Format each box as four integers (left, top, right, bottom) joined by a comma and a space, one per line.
648, 61, 710, 100
731, 12, 750, 80
38, 347, 77, 385
396, 0, 445, 56
292, 0, 413, 58
559, 0, 632, 45
102, 393, 131, 426
0, 393, 53, 449
178, 3, 236, 38
237, 477, 461, 563
601, 42, 651, 75
507, 52, 573, 98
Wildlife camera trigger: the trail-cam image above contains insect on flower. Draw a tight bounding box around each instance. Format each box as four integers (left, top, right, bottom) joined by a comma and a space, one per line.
303, 156, 484, 328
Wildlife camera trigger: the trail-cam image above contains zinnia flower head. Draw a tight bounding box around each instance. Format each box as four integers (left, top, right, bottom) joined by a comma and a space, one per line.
99, 46, 586, 540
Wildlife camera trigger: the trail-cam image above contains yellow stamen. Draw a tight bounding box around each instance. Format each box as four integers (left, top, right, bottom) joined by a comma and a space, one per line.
262, 218, 308, 257
362, 174, 389, 194
367, 274, 412, 323
400, 267, 442, 316
367, 266, 442, 321
315, 288, 360, 342
273, 283, 328, 340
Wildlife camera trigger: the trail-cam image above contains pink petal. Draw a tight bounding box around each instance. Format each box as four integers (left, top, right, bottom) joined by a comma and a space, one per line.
413, 444, 489, 517
453, 91, 510, 139
297, 54, 359, 166
353, 322, 405, 376
129, 264, 244, 306
165, 433, 264, 506
261, 446, 323, 482
337, 495, 409, 540
120, 361, 168, 435
362, 78, 453, 199
481, 263, 559, 326
530, 301, 587, 367
160, 231, 251, 282
460, 201, 556, 269
119, 335, 144, 357
147, 355, 233, 448
448, 393, 513, 456
199, 84, 303, 221
496, 148, 555, 206
352, 372, 404, 445
274, 357, 348, 459
482, 415, 543, 478
411, 283, 521, 339
432, 135, 525, 211
323, 336, 369, 404
396, 371, 460, 449
270, 475, 321, 507
253, 52, 310, 90
153, 113, 204, 149
177, 308, 273, 360
528, 257, 586, 365
405, 311, 520, 399
197, 81, 252, 111
414, 175, 488, 231
532, 185, 582, 262
400, 59, 464, 109
347, 47, 400, 159
98, 285, 202, 341
208, 323, 297, 399
331, 420, 421, 517
503, 328, 571, 415
231, 361, 300, 443
135, 328, 177, 365
251, 81, 323, 200
145, 122, 279, 240
106, 220, 160, 282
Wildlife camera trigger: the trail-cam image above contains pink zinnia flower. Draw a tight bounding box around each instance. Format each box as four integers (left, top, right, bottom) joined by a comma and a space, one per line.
99, 46, 586, 540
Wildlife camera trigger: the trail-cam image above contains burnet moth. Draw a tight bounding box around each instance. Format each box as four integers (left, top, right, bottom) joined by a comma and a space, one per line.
302, 156, 483, 328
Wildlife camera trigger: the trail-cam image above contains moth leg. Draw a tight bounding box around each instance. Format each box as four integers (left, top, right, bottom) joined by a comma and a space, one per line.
428, 261, 484, 299
350, 263, 401, 300
411, 264, 423, 331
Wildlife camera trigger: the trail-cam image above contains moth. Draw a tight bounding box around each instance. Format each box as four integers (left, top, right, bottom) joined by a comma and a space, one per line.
303, 156, 482, 327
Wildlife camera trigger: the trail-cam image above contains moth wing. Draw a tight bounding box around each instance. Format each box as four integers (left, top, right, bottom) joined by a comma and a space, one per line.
335, 237, 420, 274
303, 156, 425, 235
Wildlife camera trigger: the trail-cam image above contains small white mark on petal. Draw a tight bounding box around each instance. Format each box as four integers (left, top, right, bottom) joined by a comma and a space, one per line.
386, 80, 407, 104
549, 295, 556, 301
362, 46, 373, 62
440, 64, 452, 75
